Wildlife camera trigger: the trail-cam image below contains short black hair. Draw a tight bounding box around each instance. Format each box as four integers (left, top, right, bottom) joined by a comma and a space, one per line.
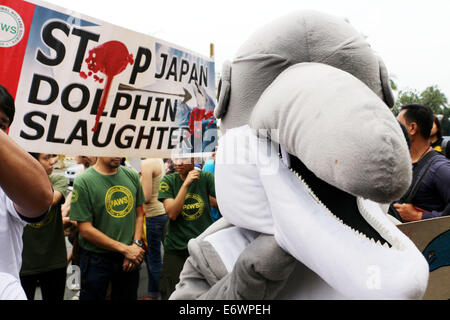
400, 104, 434, 139
0, 84, 15, 125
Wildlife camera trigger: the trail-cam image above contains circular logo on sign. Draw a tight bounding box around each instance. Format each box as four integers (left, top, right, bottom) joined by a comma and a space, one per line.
105, 185, 134, 218
181, 193, 204, 221
0, 6, 25, 48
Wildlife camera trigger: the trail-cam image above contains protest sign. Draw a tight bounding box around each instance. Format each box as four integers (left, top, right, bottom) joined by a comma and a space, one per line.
0, 0, 217, 158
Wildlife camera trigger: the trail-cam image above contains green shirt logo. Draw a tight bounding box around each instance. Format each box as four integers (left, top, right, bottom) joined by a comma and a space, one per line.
182, 193, 204, 221
159, 181, 169, 192
105, 185, 134, 218
71, 189, 79, 203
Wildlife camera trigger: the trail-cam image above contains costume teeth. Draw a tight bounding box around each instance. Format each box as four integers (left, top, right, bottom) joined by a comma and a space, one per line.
289, 163, 397, 250
356, 197, 403, 251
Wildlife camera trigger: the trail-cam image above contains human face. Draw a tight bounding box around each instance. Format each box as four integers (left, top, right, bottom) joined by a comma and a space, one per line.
397, 110, 417, 138
38, 154, 58, 175
430, 121, 438, 138
100, 157, 122, 169
396, 110, 408, 128
0, 110, 10, 132
173, 157, 194, 176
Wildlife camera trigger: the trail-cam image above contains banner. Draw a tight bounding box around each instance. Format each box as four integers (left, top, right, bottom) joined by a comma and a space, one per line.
0, 0, 217, 158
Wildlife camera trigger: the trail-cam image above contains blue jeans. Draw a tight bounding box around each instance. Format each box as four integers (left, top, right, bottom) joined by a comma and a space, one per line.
79, 249, 140, 300
144, 214, 168, 298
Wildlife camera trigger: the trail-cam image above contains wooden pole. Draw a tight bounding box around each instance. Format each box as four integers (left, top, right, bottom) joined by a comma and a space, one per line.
210, 43, 214, 59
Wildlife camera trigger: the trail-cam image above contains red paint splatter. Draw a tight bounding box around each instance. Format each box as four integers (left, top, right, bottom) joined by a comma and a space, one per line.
80, 71, 88, 79
187, 108, 215, 138
79, 41, 134, 131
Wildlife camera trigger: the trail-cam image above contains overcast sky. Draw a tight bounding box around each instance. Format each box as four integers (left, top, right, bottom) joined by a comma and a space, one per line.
44, 0, 450, 100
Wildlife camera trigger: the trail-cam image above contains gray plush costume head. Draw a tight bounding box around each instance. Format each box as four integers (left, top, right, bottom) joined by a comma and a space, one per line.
215, 10, 410, 203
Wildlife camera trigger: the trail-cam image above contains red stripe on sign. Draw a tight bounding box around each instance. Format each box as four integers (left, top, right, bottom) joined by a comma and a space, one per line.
0, 0, 35, 99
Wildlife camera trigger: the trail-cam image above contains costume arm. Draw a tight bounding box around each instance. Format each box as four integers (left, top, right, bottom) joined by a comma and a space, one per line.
169, 255, 216, 300
199, 234, 296, 299
171, 233, 296, 300
0, 130, 53, 218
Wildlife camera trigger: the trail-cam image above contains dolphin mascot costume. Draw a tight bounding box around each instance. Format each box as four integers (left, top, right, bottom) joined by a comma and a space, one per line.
170, 11, 429, 300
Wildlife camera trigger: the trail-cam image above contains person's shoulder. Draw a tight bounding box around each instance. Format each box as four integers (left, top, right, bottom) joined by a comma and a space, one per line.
142, 158, 162, 167
141, 158, 163, 174
120, 164, 139, 175
161, 172, 178, 182
200, 170, 214, 180
430, 152, 450, 176
49, 174, 68, 194
73, 167, 95, 185
119, 165, 140, 183
432, 152, 450, 167
49, 173, 67, 184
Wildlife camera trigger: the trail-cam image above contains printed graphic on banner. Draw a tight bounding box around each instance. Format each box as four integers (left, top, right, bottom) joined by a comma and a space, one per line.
1, 0, 217, 158
0, 5, 25, 47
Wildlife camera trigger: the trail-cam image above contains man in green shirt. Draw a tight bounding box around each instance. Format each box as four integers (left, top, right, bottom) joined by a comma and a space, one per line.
70, 157, 145, 300
20, 153, 68, 300
158, 157, 217, 299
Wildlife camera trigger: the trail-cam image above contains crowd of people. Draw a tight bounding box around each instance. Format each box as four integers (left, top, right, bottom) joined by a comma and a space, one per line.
0, 83, 449, 300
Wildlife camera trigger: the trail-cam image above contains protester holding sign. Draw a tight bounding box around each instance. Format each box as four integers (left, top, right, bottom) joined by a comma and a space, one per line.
69, 157, 146, 300
0, 84, 53, 300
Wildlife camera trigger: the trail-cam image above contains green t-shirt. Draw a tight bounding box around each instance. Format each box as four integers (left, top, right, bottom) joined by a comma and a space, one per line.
70, 166, 145, 254
158, 171, 215, 253
21, 174, 68, 276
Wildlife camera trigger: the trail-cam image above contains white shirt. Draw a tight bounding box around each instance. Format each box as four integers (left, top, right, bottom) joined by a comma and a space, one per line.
0, 188, 27, 284
0, 273, 26, 300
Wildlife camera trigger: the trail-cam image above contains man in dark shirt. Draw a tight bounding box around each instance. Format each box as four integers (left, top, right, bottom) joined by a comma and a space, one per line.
394, 104, 450, 222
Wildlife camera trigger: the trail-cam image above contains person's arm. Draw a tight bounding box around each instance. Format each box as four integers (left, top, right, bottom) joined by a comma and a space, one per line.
78, 221, 144, 264
122, 205, 145, 272
133, 205, 144, 242
206, 171, 218, 209
0, 130, 53, 218
163, 170, 199, 220
61, 191, 72, 219
140, 160, 153, 204
52, 189, 64, 206
394, 203, 422, 222
421, 162, 450, 219
209, 195, 218, 209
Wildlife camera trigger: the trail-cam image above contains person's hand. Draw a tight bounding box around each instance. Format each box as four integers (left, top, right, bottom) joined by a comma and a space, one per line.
122, 257, 138, 272
393, 203, 423, 222
123, 244, 144, 265
183, 170, 200, 187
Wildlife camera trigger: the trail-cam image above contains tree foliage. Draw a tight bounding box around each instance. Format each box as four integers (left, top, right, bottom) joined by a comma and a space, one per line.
392, 85, 450, 135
